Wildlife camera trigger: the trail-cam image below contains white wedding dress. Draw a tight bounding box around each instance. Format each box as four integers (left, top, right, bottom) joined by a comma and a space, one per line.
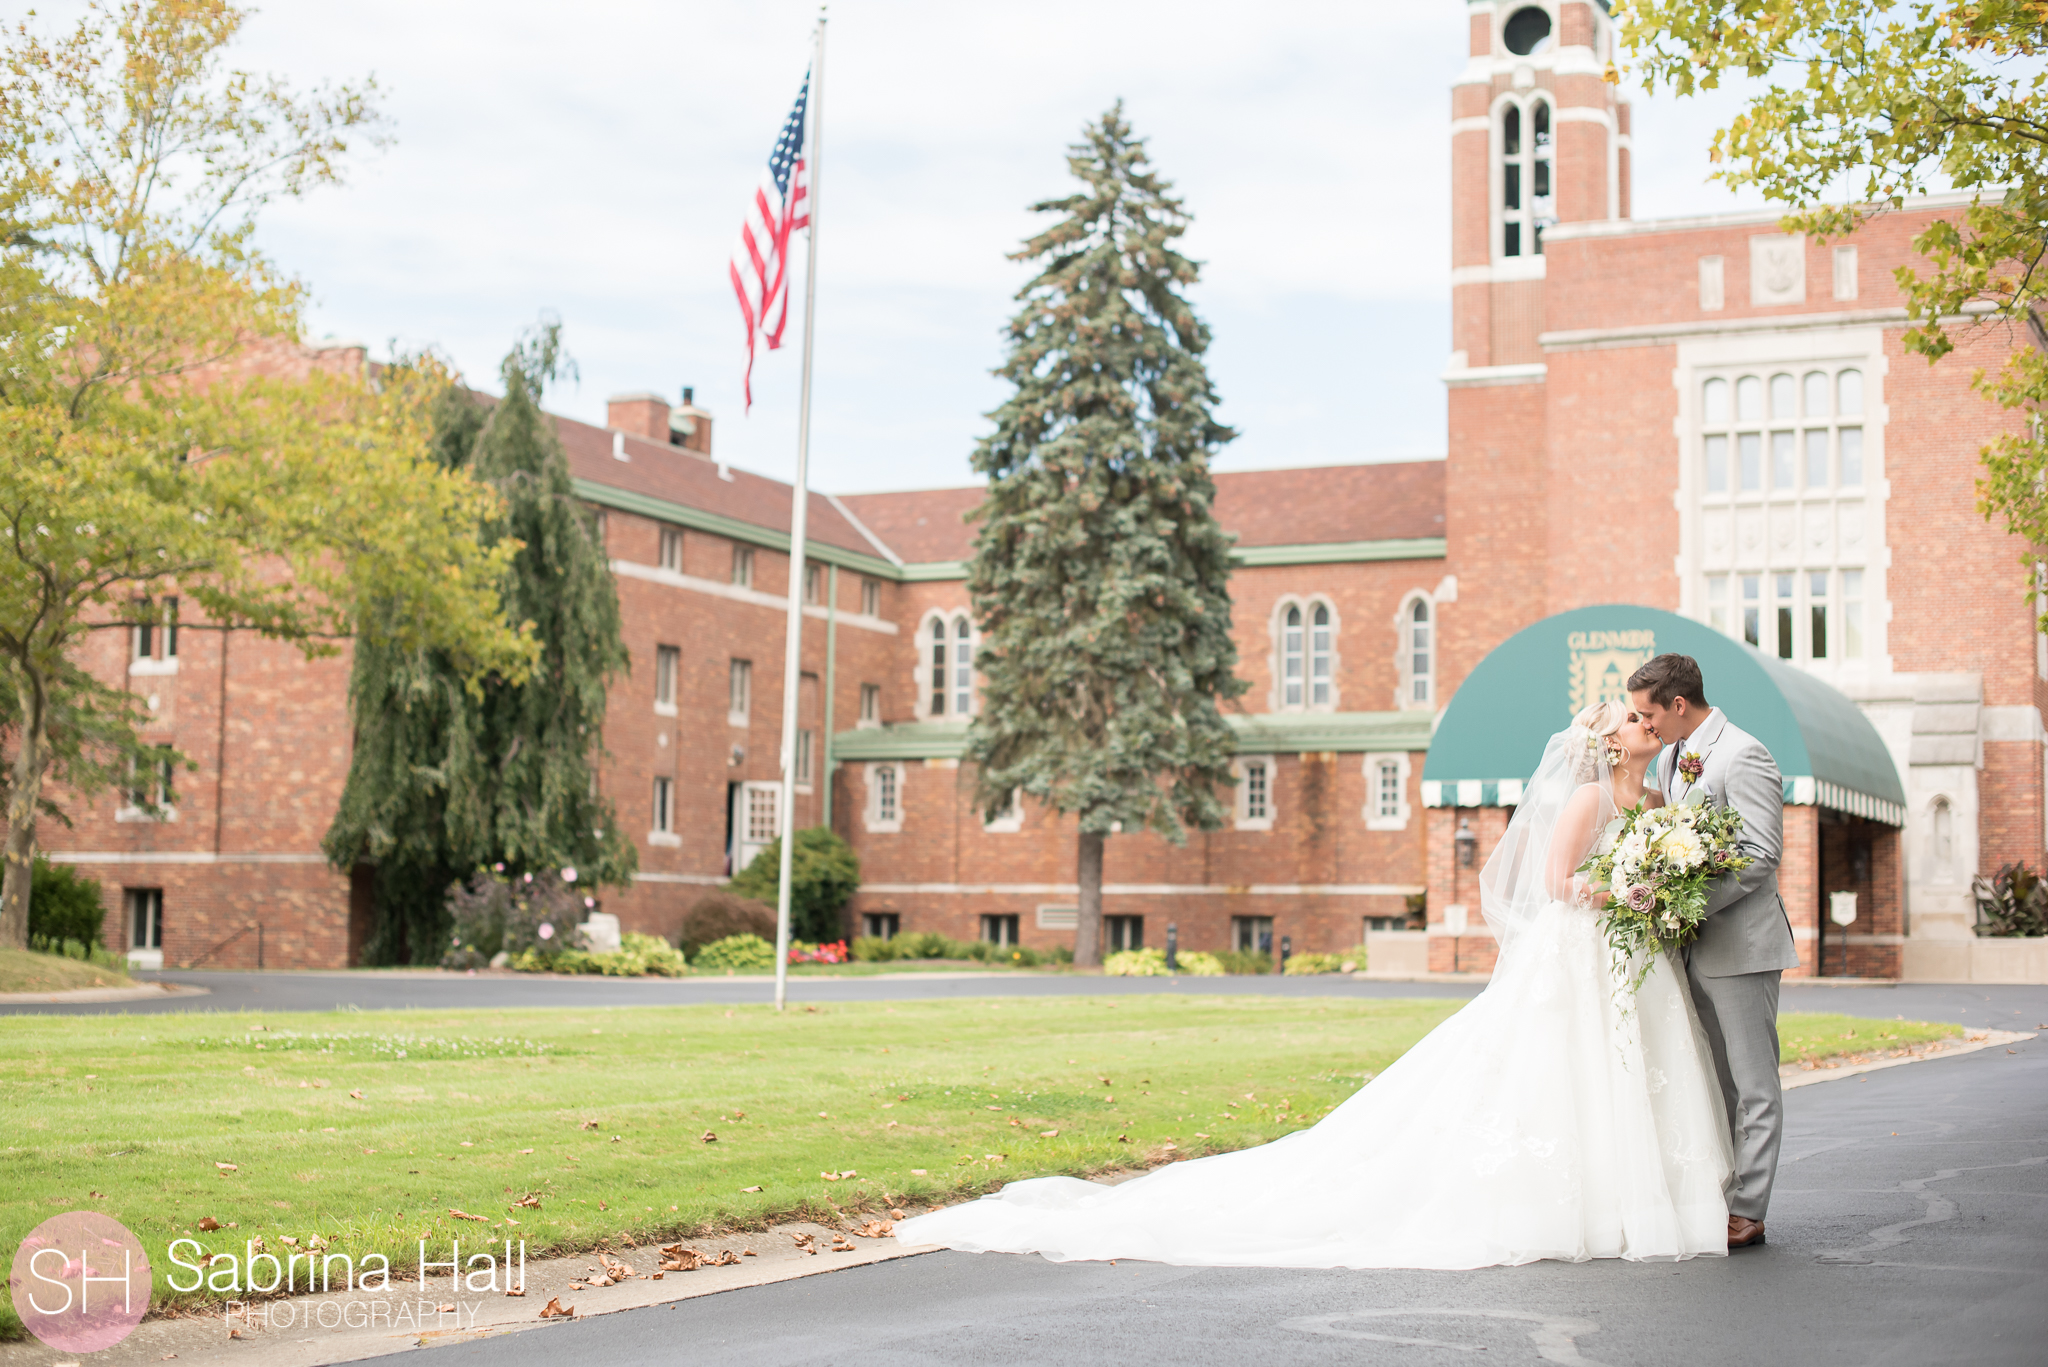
895, 735, 1734, 1269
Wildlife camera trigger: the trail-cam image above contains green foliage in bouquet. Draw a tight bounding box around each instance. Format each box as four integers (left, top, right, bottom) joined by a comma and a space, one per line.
1580, 794, 1753, 992
1973, 862, 2048, 938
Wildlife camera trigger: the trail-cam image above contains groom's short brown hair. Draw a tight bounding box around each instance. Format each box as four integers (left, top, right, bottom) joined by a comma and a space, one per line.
1628, 654, 1708, 709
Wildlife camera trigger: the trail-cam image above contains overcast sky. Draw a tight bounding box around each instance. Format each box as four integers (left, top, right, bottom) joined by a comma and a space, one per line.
212, 0, 1772, 493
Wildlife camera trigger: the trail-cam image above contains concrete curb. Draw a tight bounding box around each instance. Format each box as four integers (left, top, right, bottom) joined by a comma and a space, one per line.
1782, 1028, 2037, 1089
0, 981, 209, 1005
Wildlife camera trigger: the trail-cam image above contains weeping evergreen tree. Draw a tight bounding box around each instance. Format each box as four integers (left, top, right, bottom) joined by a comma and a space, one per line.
965, 104, 1246, 967
324, 324, 635, 963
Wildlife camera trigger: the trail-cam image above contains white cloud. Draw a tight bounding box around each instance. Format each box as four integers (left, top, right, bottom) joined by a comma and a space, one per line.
95, 1, 1773, 490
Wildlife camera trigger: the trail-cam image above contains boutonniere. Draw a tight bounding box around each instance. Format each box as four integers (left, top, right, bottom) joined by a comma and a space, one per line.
1676, 751, 1705, 784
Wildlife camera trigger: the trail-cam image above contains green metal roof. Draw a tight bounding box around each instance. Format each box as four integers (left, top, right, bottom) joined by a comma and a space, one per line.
832, 711, 1435, 763
1420, 604, 1905, 825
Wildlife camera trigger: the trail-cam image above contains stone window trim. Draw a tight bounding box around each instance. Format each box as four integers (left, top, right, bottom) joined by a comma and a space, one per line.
1234, 754, 1276, 831
916, 609, 977, 721
1363, 751, 1413, 832
1268, 595, 1342, 713
982, 787, 1024, 834
1675, 327, 1889, 676
1395, 590, 1436, 710
864, 761, 905, 833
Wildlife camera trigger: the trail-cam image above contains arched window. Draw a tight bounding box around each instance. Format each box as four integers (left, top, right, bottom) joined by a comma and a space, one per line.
929, 618, 949, 716
1407, 599, 1433, 706
1500, 96, 1553, 259
1282, 606, 1305, 708
951, 614, 974, 716
1310, 604, 1333, 707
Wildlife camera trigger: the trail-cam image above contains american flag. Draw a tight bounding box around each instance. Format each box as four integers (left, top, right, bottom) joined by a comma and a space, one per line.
729, 72, 811, 412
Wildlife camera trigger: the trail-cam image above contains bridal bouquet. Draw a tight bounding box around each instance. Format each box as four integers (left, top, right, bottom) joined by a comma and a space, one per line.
1579, 794, 1752, 992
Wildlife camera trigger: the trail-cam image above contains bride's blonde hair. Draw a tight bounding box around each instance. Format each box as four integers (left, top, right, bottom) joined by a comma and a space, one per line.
1569, 699, 1629, 785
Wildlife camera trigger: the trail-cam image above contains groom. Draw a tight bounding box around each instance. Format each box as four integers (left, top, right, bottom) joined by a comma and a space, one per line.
1628, 653, 1799, 1250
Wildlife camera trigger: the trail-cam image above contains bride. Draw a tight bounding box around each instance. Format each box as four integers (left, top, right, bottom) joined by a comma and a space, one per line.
894, 700, 1734, 1268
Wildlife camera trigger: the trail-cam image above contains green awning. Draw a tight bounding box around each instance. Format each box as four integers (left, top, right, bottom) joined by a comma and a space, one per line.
1420, 604, 1905, 825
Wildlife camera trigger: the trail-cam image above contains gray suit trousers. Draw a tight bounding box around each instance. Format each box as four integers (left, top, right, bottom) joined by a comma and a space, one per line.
1684, 954, 1783, 1221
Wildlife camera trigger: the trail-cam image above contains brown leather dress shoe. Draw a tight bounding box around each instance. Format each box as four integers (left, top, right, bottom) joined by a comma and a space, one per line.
1727, 1215, 1766, 1248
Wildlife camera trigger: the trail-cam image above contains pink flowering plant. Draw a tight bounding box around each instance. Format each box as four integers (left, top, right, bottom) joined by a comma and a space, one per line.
1578, 794, 1752, 991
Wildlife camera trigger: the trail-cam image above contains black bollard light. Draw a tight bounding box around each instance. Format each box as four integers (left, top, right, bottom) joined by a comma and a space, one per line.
1279, 934, 1291, 974
1166, 921, 1179, 972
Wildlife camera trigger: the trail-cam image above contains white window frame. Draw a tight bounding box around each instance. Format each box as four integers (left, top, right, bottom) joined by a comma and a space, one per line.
1270, 596, 1340, 713
654, 644, 680, 715
1676, 327, 1889, 682
649, 777, 681, 847
728, 658, 751, 727
731, 544, 754, 587
982, 787, 1023, 834
128, 597, 179, 676
863, 762, 904, 833
658, 526, 683, 572
1363, 752, 1413, 832
116, 747, 177, 823
126, 888, 163, 969
1234, 754, 1276, 832
1396, 592, 1435, 709
1492, 90, 1555, 268
858, 683, 882, 728
918, 611, 977, 720
861, 578, 881, 617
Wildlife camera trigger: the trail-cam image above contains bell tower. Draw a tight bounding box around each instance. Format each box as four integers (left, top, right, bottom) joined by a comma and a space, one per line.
1448, 1, 1630, 371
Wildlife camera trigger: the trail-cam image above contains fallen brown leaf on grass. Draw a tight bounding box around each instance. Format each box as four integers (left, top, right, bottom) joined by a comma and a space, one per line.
580, 1119, 600, 1130
700, 1130, 717, 1143
538, 1297, 574, 1319
1039, 1129, 1059, 1138
196, 1217, 221, 1231
984, 1105, 1002, 1111
349, 1090, 364, 1099
519, 1148, 535, 1155
448, 1209, 487, 1222
214, 1162, 237, 1172
512, 1194, 542, 1209
740, 1185, 763, 1193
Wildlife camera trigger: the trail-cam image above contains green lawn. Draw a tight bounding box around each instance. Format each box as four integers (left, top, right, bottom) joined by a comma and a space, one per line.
0, 997, 1964, 1336
1779, 1013, 1962, 1063
0, 945, 129, 994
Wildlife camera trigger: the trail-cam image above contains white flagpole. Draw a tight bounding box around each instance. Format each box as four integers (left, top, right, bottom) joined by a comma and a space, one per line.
773, 9, 826, 1013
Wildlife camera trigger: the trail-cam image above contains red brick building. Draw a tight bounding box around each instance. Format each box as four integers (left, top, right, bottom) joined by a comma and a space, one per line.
36, 0, 2040, 981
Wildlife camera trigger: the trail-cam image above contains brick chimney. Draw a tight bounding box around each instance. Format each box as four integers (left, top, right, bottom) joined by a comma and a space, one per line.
606, 391, 671, 442
670, 386, 714, 455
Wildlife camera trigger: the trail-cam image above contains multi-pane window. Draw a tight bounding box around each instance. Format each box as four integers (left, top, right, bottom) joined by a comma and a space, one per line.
654, 645, 679, 711
980, 914, 1020, 947
1282, 607, 1305, 707
1106, 915, 1143, 952
804, 563, 823, 605
127, 888, 163, 951
861, 578, 880, 616
1310, 605, 1333, 706
795, 728, 814, 786
1408, 600, 1433, 705
864, 911, 900, 940
1231, 915, 1275, 954
130, 597, 178, 663
859, 683, 880, 724
729, 659, 752, 719
1375, 760, 1402, 820
1696, 364, 1870, 663
929, 616, 973, 716
746, 784, 779, 845
1498, 96, 1553, 259
658, 527, 683, 571
875, 764, 900, 824
126, 746, 174, 811
652, 777, 673, 833
1242, 759, 1270, 822
731, 545, 754, 587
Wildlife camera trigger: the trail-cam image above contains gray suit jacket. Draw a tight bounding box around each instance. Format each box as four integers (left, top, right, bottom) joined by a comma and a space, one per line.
1658, 709, 1800, 978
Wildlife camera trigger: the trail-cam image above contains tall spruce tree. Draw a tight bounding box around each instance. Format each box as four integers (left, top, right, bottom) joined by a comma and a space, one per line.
324, 324, 635, 963
965, 104, 1246, 967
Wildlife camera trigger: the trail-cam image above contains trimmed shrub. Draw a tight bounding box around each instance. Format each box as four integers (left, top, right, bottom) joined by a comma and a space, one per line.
850, 935, 900, 962
1283, 952, 1343, 975
512, 932, 689, 977
727, 826, 860, 942
29, 859, 106, 951
680, 890, 776, 956
1173, 950, 1226, 976
892, 930, 954, 960
694, 933, 775, 972
1214, 948, 1272, 975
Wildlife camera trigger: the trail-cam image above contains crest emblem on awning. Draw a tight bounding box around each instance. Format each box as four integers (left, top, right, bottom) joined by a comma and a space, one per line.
1566, 629, 1656, 713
